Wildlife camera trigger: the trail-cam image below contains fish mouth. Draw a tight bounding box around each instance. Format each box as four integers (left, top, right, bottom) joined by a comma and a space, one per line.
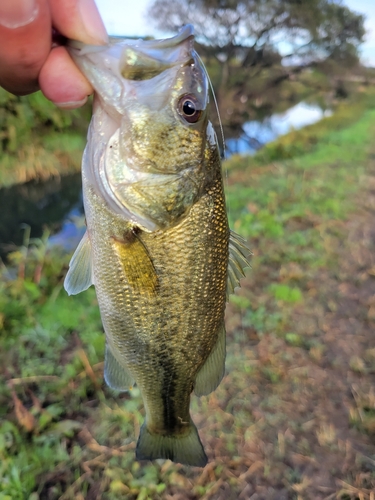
135, 24, 194, 49
108, 24, 194, 49
67, 25, 195, 85
67, 24, 194, 55
119, 25, 195, 80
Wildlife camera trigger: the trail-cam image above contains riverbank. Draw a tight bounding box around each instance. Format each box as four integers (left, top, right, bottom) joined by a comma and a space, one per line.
0, 142, 83, 188
0, 89, 89, 189
225, 87, 375, 170
1, 92, 375, 498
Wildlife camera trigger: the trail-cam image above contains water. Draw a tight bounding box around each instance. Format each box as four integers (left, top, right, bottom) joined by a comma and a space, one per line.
0, 173, 83, 258
0, 102, 330, 255
226, 102, 332, 155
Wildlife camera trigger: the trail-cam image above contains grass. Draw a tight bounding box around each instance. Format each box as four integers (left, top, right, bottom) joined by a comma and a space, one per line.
2, 92, 375, 498
0, 89, 90, 188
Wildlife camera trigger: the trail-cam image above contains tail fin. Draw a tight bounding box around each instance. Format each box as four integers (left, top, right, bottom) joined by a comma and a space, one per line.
135, 421, 208, 467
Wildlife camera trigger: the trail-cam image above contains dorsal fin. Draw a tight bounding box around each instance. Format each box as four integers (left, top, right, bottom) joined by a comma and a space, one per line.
227, 230, 251, 299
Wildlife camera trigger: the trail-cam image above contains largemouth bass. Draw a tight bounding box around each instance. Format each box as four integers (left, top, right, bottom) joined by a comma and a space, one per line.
64, 25, 249, 467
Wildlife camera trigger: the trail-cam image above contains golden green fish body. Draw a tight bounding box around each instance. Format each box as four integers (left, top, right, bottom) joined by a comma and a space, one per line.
84, 144, 228, 452
65, 26, 248, 466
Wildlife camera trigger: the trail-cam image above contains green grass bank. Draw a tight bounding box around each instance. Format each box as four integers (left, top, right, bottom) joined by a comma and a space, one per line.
0, 89, 90, 189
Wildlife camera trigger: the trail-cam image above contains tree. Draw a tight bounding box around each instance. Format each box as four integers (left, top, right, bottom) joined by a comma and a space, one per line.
148, 0, 365, 139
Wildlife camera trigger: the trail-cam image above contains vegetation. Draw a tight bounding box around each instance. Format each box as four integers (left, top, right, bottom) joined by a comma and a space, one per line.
226, 87, 375, 166
148, 0, 366, 138
0, 88, 90, 188
1, 91, 375, 498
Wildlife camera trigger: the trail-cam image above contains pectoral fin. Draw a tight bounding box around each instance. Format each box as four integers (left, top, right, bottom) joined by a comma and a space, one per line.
194, 322, 226, 397
104, 344, 135, 392
112, 231, 158, 296
227, 230, 251, 299
64, 231, 93, 296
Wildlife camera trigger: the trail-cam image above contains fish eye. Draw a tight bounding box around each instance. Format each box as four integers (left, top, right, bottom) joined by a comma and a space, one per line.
177, 94, 202, 124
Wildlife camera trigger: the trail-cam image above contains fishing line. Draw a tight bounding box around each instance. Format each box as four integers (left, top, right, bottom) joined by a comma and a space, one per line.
195, 52, 226, 159
195, 51, 231, 219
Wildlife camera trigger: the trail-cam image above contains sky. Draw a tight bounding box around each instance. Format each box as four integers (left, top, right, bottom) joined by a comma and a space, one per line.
95, 0, 375, 66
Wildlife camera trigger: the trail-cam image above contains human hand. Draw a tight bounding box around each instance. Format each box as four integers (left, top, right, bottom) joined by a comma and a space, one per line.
0, 0, 108, 108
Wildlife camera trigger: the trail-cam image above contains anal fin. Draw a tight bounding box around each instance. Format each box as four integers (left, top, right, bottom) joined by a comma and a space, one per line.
194, 322, 226, 397
64, 231, 93, 296
104, 344, 134, 392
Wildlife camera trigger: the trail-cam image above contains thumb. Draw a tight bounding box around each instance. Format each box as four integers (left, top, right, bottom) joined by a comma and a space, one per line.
0, 0, 51, 94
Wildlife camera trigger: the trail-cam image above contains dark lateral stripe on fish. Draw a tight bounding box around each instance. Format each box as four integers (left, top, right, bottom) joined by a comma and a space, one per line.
159, 354, 179, 433
152, 339, 192, 434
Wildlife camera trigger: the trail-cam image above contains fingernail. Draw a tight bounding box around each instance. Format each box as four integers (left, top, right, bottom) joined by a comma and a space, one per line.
78, 0, 108, 45
55, 96, 88, 109
0, 0, 38, 29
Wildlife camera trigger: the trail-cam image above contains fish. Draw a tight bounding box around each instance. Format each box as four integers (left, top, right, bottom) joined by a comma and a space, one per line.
64, 25, 250, 467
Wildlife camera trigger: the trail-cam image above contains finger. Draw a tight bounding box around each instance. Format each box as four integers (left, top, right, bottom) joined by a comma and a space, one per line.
49, 0, 108, 46
0, 0, 51, 95
39, 46, 93, 108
